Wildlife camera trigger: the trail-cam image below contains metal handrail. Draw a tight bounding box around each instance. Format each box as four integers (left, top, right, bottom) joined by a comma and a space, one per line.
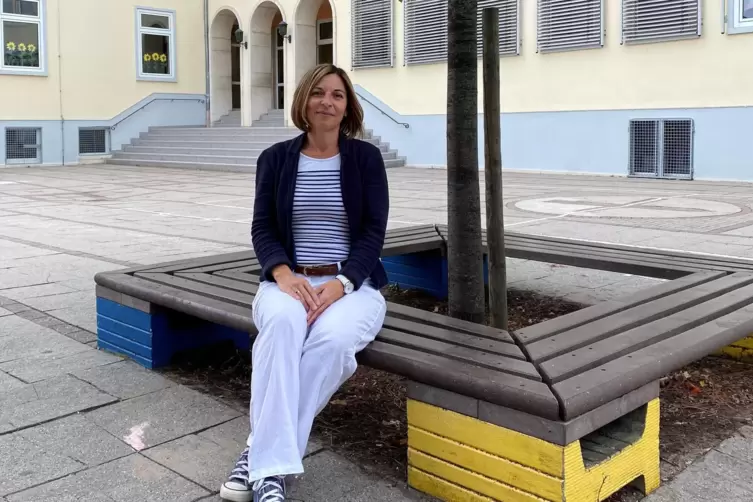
110, 97, 206, 130
355, 91, 409, 129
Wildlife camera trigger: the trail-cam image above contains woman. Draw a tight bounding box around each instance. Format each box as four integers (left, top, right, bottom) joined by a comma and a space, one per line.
220, 64, 390, 502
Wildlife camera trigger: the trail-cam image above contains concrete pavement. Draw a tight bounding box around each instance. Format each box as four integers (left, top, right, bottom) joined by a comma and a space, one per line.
1, 164, 753, 500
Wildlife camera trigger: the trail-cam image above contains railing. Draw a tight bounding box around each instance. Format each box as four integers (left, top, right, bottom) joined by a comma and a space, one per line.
110, 97, 206, 130
355, 91, 409, 129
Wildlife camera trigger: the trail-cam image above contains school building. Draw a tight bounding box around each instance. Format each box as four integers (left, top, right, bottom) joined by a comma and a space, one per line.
1, 0, 752, 181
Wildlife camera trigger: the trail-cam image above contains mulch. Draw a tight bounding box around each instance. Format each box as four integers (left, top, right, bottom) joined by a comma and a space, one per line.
159, 283, 753, 499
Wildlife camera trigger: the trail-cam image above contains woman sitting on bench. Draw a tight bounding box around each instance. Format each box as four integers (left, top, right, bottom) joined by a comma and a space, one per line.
219, 64, 390, 502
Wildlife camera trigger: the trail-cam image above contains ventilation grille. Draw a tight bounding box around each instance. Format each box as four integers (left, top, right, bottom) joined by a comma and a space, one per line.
537, 0, 604, 53
622, 0, 701, 44
79, 128, 109, 155
351, 0, 393, 68
629, 119, 693, 179
5, 128, 41, 164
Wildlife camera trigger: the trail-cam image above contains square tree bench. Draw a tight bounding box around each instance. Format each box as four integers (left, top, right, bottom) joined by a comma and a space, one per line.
93, 225, 753, 502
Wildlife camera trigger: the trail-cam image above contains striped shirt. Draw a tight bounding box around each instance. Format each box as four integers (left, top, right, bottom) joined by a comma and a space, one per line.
292, 153, 351, 265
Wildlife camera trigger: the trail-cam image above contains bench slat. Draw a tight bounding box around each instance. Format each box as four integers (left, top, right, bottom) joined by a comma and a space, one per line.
143, 251, 256, 273
213, 270, 262, 284
384, 224, 438, 238
179, 259, 260, 274
382, 236, 444, 256
513, 271, 725, 344
175, 273, 258, 295
359, 341, 560, 420
134, 273, 255, 308
552, 302, 753, 420
383, 317, 523, 358
376, 328, 541, 381
526, 273, 753, 362
385, 301, 513, 342
95, 273, 254, 333
540, 282, 753, 383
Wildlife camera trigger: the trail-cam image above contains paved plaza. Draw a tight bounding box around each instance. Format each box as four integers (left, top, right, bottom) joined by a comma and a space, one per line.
1, 164, 753, 501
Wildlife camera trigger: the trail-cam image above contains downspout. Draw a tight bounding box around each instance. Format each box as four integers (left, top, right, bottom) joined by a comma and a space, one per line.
57, 0, 65, 164
204, 0, 211, 127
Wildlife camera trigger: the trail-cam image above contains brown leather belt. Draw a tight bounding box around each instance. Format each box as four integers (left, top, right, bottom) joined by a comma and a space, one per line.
294, 264, 341, 276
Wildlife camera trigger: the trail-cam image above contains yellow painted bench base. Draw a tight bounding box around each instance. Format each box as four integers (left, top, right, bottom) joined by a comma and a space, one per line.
715, 333, 753, 362
406, 399, 660, 502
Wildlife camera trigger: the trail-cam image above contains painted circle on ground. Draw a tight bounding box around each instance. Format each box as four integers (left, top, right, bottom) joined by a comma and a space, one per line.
514, 196, 742, 219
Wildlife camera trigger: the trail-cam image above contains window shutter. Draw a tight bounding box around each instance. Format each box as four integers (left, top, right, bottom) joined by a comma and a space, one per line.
404, 0, 519, 65
351, 0, 393, 68
537, 0, 604, 53
477, 0, 520, 56
622, 0, 701, 44
404, 0, 448, 65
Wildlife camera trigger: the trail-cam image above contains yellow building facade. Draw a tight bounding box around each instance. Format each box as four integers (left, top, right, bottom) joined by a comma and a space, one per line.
2, 0, 753, 180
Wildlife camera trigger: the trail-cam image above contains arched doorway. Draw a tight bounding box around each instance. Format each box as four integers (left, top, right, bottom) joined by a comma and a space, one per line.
250, 2, 284, 121
294, 0, 335, 87
210, 9, 242, 122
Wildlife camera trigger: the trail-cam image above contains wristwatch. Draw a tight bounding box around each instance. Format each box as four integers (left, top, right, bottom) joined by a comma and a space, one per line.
336, 274, 354, 294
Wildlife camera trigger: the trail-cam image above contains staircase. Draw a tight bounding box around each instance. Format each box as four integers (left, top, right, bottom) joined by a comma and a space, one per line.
106, 109, 406, 172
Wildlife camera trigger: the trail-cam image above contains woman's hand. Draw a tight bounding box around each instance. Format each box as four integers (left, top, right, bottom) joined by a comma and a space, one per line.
307, 279, 345, 325
272, 265, 320, 312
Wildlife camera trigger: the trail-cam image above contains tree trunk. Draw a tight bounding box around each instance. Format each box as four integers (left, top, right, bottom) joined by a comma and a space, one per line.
447, 0, 485, 323
482, 7, 508, 331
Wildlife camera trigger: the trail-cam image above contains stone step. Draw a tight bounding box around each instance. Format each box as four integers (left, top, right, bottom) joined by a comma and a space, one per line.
122, 145, 399, 160
130, 138, 389, 151
105, 158, 256, 173
147, 126, 297, 135
139, 133, 298, 143
112, 151, 259, 165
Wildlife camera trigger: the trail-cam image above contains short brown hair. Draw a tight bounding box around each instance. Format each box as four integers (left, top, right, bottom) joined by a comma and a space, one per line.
291, 64, 364, 139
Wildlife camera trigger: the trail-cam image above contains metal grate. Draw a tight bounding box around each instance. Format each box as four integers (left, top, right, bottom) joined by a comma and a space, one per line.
622, 0, 701, 44
351, 0, 393, 69
79, 128, 108, 155
629, 118, 693, 179
537, 0, 604, 53
5, 128, 40, 164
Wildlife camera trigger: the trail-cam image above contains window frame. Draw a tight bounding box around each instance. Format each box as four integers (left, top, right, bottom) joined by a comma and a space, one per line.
316, 19, 333, 64
0, 0, 46, 76
729, 0, 753, 34
135, 6, 177, 82
621, 0, 701, 45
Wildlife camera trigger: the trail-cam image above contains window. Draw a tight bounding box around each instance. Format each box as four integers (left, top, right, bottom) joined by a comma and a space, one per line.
622, 0, 701, 44
728, 0, 753, 34
5, 127, 41, 164
404, 0, 520, 65
537, 0, 604, 53
317, 19, 333, 64
136, 7, 176, 81
1, 0, 44, 74
351, 0, 393, 68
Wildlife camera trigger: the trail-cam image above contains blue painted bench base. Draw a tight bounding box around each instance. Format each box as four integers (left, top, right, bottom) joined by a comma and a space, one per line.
96, 297, 250, 369
382, 248, 489, 300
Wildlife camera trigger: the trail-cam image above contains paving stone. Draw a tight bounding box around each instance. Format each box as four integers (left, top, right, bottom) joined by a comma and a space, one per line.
0, 375, 117, 434
0, 432, 84, 497
17, 414, 134, 467
45, 306, 97, 333
0, 316, 89, 364
0, 370, 26, 394
61, 328, 97, 344
0, 283, 78, 301
5, 453, 209, 502
0, 348, 122, 383
715, 434, 753, 465
21, 290, 94, 312
0, 307, 12, 317
85, 385, 241, 451
645, 450, 753, 502
71, 360, 174, 400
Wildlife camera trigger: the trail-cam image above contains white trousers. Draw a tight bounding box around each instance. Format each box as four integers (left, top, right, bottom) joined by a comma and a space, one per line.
247, 274, 387, 482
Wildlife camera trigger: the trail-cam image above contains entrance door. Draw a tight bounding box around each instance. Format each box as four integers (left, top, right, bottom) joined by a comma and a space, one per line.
274, 30, 284, 109
317, 19, 333, 64
231, 23, 241, 109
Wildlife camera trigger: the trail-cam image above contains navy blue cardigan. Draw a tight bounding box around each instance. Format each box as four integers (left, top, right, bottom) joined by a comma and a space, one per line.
251, 132, 390, 290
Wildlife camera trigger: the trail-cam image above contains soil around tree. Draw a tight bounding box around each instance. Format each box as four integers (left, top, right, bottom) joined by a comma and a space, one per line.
159, 284, 753, 500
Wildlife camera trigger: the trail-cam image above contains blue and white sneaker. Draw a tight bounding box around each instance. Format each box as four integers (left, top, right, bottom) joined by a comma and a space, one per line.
252, 476, 286, 502
220, 447, 253, 502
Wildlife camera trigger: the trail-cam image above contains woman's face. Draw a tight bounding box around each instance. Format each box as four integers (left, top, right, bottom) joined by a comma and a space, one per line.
306, 73, 347, 133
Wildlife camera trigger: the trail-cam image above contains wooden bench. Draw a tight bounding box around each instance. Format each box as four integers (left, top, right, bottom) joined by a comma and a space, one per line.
93, 225, 753, 502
